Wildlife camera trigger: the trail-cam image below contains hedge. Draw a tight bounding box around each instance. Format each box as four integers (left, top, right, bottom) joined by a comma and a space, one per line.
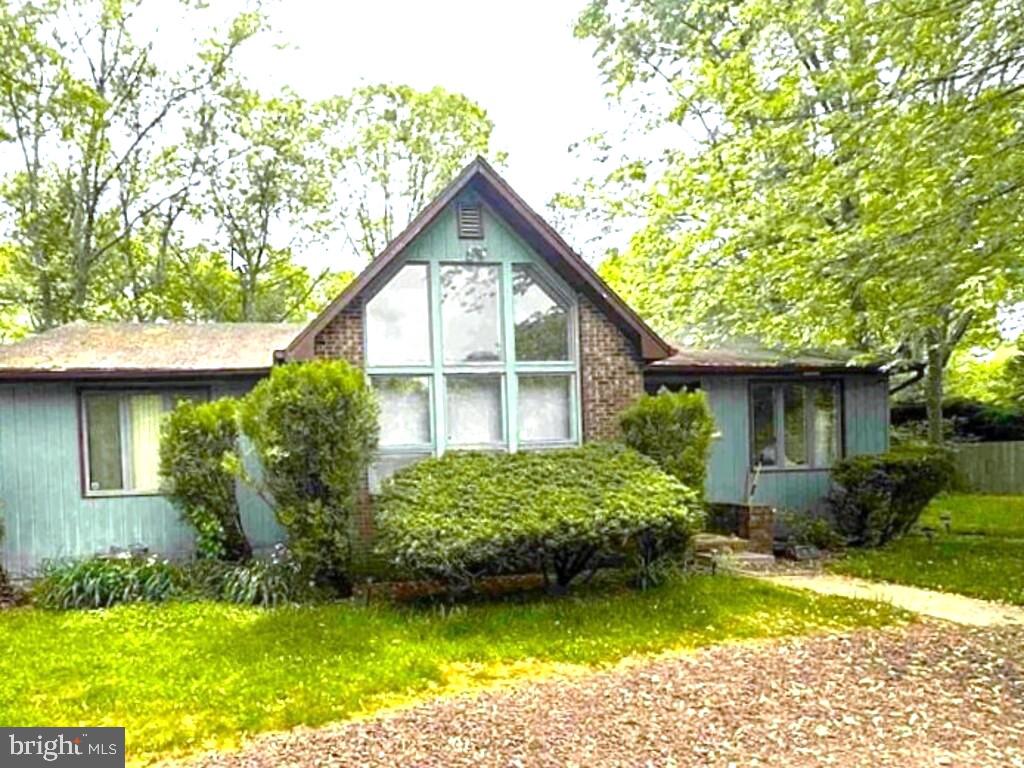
375, 443, 704, 593
827, 446, 956, 547
619, 389, 715, 493
240, 360, 378, 592
159, 398, 251, 561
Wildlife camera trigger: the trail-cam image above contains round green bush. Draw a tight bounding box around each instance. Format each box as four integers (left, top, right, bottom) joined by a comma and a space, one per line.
619, 389, 715, 494
827, 446, 956, 547
160, 398, 251, 561
240, 360, 379, 592
375, 443, 704, 592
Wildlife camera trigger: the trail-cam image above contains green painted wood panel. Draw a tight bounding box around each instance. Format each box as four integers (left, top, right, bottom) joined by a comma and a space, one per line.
402, 201, 538, 265
701, 373, 889, 512
0, 379, 283, 577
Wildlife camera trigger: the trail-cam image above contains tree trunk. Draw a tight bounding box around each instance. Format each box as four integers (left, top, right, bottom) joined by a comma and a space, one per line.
925, 341, 945, 445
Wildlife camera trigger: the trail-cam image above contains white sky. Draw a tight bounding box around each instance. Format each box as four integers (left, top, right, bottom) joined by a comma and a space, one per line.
228, 0, 632, 273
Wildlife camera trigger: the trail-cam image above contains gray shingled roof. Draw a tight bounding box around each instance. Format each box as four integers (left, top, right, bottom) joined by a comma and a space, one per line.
0, 322, 303, 378
649, 343, 881, 373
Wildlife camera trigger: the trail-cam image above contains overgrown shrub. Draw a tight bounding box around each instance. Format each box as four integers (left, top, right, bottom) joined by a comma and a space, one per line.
240, 360, 379, 593
619, 389, 715, 493
185, 545, 313, 607
780, 511, 845, 551
375, 443, 704, 594
33, 555, 182, 610
160, 398, 251, 561
827, 447, 956, 547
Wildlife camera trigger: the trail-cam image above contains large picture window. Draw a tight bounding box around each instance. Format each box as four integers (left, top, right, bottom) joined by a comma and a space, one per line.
750, 382, 840, 469
441, 264, 502, 364
512, 265, 570, 362
365, 263, 431, 366
364, 248, 580, 491
81, 390, 206, 495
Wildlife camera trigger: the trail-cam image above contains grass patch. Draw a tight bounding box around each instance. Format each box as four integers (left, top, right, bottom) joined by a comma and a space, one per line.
0, 574, 901, 763
829, 493, 1024, 605
919, 493, 1024, 537
830, 534, 1024, 606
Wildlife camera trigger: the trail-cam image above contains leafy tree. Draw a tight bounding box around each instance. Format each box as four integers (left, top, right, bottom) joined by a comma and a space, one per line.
194, 88, 339, 320
0, 0, 262, 329
1009, 336, 1024, 406
944, 344, 1022, 406
573, 0, 1024, 443
326, 84, 505, 260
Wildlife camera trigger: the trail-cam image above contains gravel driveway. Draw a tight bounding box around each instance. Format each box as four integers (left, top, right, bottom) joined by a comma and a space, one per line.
186, 623, 1024, 768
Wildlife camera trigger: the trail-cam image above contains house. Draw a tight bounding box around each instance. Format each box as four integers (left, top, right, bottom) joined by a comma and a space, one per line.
0, 158, 889, 577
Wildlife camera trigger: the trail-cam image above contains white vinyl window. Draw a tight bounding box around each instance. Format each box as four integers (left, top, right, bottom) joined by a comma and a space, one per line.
81, 390, 206, 496
750, 382, 840, 469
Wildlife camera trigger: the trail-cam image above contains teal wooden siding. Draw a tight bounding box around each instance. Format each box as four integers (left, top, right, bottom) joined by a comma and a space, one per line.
0, 379, 282, 577
702, 373, 889, 512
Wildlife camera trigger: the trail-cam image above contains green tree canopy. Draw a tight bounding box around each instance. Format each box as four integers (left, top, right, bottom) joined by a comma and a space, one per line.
573, 0, 1024, 441
326, 84, 505, 260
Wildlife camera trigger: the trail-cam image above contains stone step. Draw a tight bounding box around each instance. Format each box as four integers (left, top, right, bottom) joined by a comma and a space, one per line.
696, 551, 777, 573
693, 533, 750, 554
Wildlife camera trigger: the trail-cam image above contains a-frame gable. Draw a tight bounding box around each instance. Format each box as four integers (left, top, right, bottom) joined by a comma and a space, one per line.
283, 156, 672, 362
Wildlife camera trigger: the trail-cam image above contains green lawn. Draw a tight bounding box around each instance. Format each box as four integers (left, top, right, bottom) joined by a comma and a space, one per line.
919, 493, 1024, 537
830, 535, 1024, 605
829, 493, 1024, 605
0, 574, 902, 764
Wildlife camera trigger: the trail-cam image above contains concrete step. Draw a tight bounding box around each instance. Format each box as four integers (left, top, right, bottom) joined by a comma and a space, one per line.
696, 550, 777, 573
693, 533, 750, 554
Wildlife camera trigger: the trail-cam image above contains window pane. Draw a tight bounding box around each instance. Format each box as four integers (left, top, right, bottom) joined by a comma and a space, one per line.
368, 453, 429, 495
812, 385, 838, 466
129, 394, 166, 492
446, 375, 503, 445
783, 384, 808, 467
85, 395, 123, 491
373, 376, 431, 447
512, 265, 569, 361
751, 385, 777, 467
441, 264, 502, 363
366, 263, 431, 366
519, 375, 571, 442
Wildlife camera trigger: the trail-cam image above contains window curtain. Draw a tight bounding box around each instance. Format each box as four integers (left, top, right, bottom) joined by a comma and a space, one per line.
518, 375, 571, 442
129, 394, 165, 491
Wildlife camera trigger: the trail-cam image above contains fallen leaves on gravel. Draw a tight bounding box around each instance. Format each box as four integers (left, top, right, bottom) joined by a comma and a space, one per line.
184, 623, 1024, 767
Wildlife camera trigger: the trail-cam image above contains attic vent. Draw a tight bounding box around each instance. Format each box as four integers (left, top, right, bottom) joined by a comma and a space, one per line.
456, 203, 484, 239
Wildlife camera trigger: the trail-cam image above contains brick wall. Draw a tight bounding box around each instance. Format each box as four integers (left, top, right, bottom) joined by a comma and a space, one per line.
313, 300, 363, 365
311, 299, 382, 572
578, 294, 646, 441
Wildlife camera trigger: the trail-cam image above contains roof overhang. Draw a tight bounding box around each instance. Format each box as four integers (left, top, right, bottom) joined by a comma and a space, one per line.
0, 367, 272, 381
646, 363, 887, 377
284, 157, 672, 362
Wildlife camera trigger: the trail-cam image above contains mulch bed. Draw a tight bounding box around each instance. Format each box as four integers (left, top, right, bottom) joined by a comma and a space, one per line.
185, 622, 1024, 767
